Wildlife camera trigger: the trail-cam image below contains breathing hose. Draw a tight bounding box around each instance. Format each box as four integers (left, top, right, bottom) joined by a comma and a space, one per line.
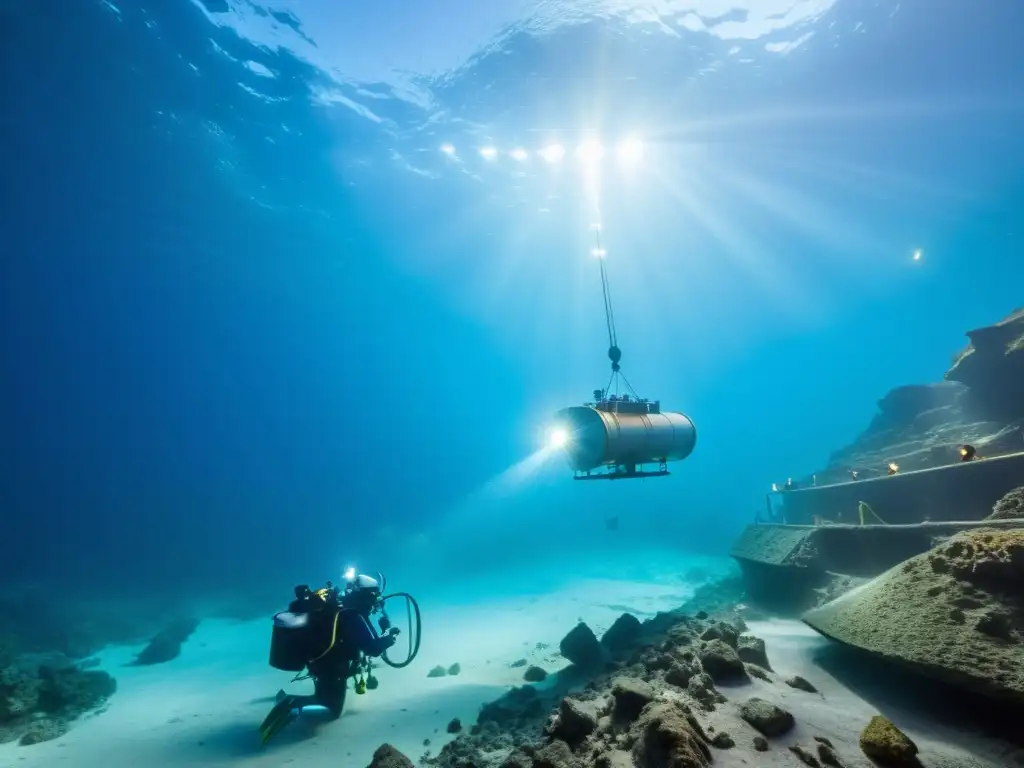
379, 592, 421, 668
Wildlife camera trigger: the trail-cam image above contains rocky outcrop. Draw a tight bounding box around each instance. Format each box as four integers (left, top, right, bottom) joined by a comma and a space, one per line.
987, 487, 1024, 521
127, 617, 200, 666
367, 743, 415, 768
0, 653, 116, 745
803, 528, 1024, 704
946, 307, 1024, 421
801, 308, 1024, 487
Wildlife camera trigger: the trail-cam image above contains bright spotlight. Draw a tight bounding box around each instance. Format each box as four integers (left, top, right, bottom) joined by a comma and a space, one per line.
479, 146, 497, 160
343, 566, 356, 581
591, 248, 607, 258
617, 137, 644, 165
510, 148, 528, 161
912, 248, 923, 262
549, 428, 568, 449
539, 144, 565, 163
440, 143, 455, 156
576, 140, 604, 164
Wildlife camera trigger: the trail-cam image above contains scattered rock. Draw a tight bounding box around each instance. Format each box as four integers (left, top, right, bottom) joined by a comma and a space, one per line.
368, 743, 415, 768
447, 663, 461, 676
601, 614, 643, 655
739, 698, 794, 737
753, 735, 769, 751
817, 740, 843, 767
446, 718, 461, 734
427, 666, 447, 678
859, 715, 919, 766
665, 660, 698, 688
532, 740, 573, 768
785, 675, 818, 693
710, 731, 734, 749
523, 666, 547, 683
510, 659, 528, 668
18, 718, 67, 746
696, 639, 747, 683
736, 635, 772, 670
559, 622, 604, 669
745, 664, 772, 683
790, 744, 822, 767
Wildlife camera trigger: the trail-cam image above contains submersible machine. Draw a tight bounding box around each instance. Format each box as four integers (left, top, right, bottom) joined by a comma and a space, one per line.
549, 226, 697, 480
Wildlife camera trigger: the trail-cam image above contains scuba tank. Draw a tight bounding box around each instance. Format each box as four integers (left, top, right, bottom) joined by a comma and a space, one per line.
268, 584, 341, 672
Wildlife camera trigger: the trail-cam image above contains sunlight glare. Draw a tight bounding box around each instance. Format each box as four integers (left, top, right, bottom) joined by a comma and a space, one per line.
591, 248, 606, 258
479, 146, 497, 160
912, 248, 923, 262
576, 140, 604, 165
440, 143, 455, 156
510, 148, 528, 161
539, 144, 565, 163
617, 137, 644, 165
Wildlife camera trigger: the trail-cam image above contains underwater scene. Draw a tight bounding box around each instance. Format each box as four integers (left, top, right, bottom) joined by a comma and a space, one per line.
2, 0, 1024, 766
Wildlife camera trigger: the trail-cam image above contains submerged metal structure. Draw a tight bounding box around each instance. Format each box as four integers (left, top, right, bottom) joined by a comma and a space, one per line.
550, 226, 697, 480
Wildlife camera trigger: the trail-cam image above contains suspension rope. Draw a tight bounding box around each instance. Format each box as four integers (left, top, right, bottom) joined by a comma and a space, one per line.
595, 229, 617, 353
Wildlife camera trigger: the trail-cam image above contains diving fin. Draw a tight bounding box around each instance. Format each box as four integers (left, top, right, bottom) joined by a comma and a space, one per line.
259, 694, 298, 745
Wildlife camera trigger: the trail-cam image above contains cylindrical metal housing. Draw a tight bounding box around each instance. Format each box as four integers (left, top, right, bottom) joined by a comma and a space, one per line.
553, 405, 697, 472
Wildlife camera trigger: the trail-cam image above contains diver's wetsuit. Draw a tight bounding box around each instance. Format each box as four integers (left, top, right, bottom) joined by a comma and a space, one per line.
290, 608, 396, 719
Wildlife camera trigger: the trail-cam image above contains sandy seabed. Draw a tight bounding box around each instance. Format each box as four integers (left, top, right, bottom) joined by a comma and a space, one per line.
0, 562, 1014, 768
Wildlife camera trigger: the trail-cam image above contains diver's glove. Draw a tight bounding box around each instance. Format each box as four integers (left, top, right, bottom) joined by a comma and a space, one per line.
384, 627, 400, 646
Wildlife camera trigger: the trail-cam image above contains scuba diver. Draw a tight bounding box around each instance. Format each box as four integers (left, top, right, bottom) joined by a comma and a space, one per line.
259, 570, 413, 744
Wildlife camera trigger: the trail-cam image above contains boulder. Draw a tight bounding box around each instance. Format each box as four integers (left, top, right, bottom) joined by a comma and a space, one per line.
739, 698, 794, 737
859, 715, 918, 766
367, 744, 415, 768
803, 528, 1024, 704
601, 613, 643, 654
630, 702, 712, 768
696, 640, 747, 683
558, 622, 604, 669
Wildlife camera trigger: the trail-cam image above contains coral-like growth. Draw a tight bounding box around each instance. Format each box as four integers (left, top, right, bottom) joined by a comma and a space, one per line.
986, 486, 1024, 521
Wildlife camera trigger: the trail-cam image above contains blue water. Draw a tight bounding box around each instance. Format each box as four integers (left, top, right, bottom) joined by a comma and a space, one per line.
1, 0, 1022, 626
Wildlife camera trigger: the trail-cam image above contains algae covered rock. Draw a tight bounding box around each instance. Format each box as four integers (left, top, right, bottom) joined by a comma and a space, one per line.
986, 486, 1024, 521
859, 715, 918, 766
630, 702, 712, 768
696, 639, 747, 683
739, 697, 794, 737
803, 528, 1024, 704
368, 743, 415, 768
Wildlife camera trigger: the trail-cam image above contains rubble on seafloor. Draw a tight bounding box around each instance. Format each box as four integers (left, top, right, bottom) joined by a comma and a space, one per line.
367, 601, 1020, 768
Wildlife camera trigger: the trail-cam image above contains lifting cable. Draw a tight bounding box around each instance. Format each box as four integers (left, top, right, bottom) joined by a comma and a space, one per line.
593, 228, 640, 400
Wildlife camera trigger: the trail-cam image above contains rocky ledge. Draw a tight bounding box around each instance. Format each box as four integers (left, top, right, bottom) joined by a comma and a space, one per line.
369, 604, 994, 768
804, 308, 1024, 487
804, 527, 1024, 706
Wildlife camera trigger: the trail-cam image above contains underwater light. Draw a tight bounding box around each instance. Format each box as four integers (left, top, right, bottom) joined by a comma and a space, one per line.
617, 138, 644, 165
591, 247, 606, 258
479, 146, 497, 160
440, 143, 455, 155
959, 444, 979, 461
912, 248, 923, 262
343, 566, 356, 581
887, 462, 900, 475
576, 140, 604, 164
539, 144, 565, 163
549, 427, 569, 449
510, 148, 528, 161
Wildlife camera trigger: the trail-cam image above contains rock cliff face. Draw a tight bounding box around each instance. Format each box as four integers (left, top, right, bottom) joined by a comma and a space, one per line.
805, 308, 1024, 486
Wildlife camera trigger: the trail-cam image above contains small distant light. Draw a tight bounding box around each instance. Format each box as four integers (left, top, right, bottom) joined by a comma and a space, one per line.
576, 140, 604, 164
440, 143, 455, 155
479, 146, 497, 160
510, 148, 528, 161
887, 462, 899, 475
539, 144, 565, 163
617, 137, 644, 165
912, 248, 923, 262
591, 247, 607, 258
